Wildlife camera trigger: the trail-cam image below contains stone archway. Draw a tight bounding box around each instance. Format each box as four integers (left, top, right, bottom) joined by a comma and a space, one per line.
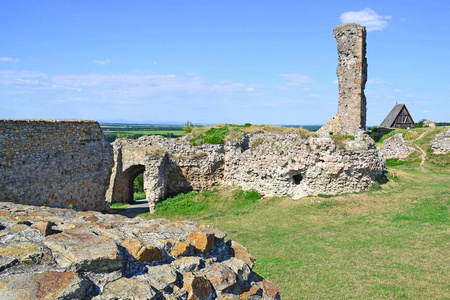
106, 164, 146, 205
126, 165, 145, 204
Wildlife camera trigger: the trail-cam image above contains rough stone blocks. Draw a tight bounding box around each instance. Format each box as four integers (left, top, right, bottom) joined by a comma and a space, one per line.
0, 119, 113, 211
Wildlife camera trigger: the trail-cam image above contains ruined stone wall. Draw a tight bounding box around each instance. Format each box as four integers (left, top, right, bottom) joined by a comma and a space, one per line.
225, 133, 383, 199
430, 129, 450, 154
318, 23, 367, 135
109, 133, 384, 211
382, 133, 418, 159
0, 120, 113, 211
106, 135, 224, 212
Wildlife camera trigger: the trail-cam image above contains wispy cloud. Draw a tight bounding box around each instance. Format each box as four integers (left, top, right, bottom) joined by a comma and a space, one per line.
280, 74, 316, 84
340, 8, 391, 31
0, 57, 19, 63
367, 78, 392, 85
0, 70, 257, 102
0, 70, 47, 85
93, 59, 111, 65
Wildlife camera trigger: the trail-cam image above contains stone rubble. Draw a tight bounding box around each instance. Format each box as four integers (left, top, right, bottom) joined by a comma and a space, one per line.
381, 133, 418, 159
430, 129, 450, 154
0, 202, 280, 300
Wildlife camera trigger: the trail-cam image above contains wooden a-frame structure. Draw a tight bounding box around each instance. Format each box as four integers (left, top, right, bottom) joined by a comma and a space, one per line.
380, 104, 415, 128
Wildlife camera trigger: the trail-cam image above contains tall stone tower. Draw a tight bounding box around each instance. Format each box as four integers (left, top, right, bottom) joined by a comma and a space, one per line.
318, 23, 367, 135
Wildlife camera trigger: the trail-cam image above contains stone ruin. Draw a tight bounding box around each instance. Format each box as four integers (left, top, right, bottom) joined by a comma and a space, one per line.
107, 133, 384, 213
382, 133, 418, 159
107, 23, 382, 212
430, 129, 450, 154
0, 23, 388, 299
0, 120, 281, 298
318, 23, 367, 136
0, 120, 113, 211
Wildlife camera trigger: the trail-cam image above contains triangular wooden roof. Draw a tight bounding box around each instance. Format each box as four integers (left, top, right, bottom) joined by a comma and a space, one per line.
380, 104, 414, 127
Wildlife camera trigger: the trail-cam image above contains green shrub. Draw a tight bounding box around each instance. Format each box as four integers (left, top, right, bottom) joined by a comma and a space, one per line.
412, 119, 426, 128
191, 126, 230, 145
233, 189, 262, 203
183, 121, 194, 134
134, 173, 144, 193
133, 192, 146, 201
385, 158, 407, 167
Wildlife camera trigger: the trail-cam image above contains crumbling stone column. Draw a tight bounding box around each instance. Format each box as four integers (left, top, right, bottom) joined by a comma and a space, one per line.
318, 23, 367, 135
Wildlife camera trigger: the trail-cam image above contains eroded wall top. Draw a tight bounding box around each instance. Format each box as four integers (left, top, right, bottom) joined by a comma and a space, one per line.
318, 23, 367, 135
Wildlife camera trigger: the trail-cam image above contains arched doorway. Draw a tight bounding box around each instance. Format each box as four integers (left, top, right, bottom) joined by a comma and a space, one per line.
126, 165, 145, 204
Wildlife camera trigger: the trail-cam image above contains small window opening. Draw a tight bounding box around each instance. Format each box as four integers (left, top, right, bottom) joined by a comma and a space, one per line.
293, 174, 303, 185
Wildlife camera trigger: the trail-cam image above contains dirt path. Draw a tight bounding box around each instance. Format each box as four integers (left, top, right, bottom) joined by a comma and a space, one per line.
413, 131, 428, 171
109, 199, 149, 218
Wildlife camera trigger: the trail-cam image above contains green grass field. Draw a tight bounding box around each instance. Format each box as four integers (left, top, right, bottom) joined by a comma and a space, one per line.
104, 130, 184, 136
137, 127, 449, 299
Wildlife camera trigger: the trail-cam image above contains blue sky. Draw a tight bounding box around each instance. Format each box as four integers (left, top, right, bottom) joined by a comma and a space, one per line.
1, 0, 449, 126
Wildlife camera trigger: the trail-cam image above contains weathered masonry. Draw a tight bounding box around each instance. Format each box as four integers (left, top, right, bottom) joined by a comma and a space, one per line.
318, 23, 368, 135
0, 120, 113, 211
107, 134, 384, 213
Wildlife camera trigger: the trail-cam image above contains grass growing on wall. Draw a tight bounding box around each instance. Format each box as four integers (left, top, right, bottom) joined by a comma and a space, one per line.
187, 123, 313, 145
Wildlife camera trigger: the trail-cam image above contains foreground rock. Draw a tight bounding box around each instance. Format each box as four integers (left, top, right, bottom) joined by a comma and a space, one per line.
430, 129, 450, 154
0, 202, 280, 299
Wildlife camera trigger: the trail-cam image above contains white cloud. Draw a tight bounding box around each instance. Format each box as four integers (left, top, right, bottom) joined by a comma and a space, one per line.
280, 74, 316, 84
340, 8, 391, 31
0, 70, 47, 85
367, 79, 392, 85
0, 70, 257, 102
93, 59, 111, 65
393, 89, 402, 92
0, 57, 19, 63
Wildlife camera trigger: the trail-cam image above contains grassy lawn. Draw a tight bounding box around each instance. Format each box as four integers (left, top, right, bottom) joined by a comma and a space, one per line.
106, 201, 130, 209
139, 127, 449, 299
